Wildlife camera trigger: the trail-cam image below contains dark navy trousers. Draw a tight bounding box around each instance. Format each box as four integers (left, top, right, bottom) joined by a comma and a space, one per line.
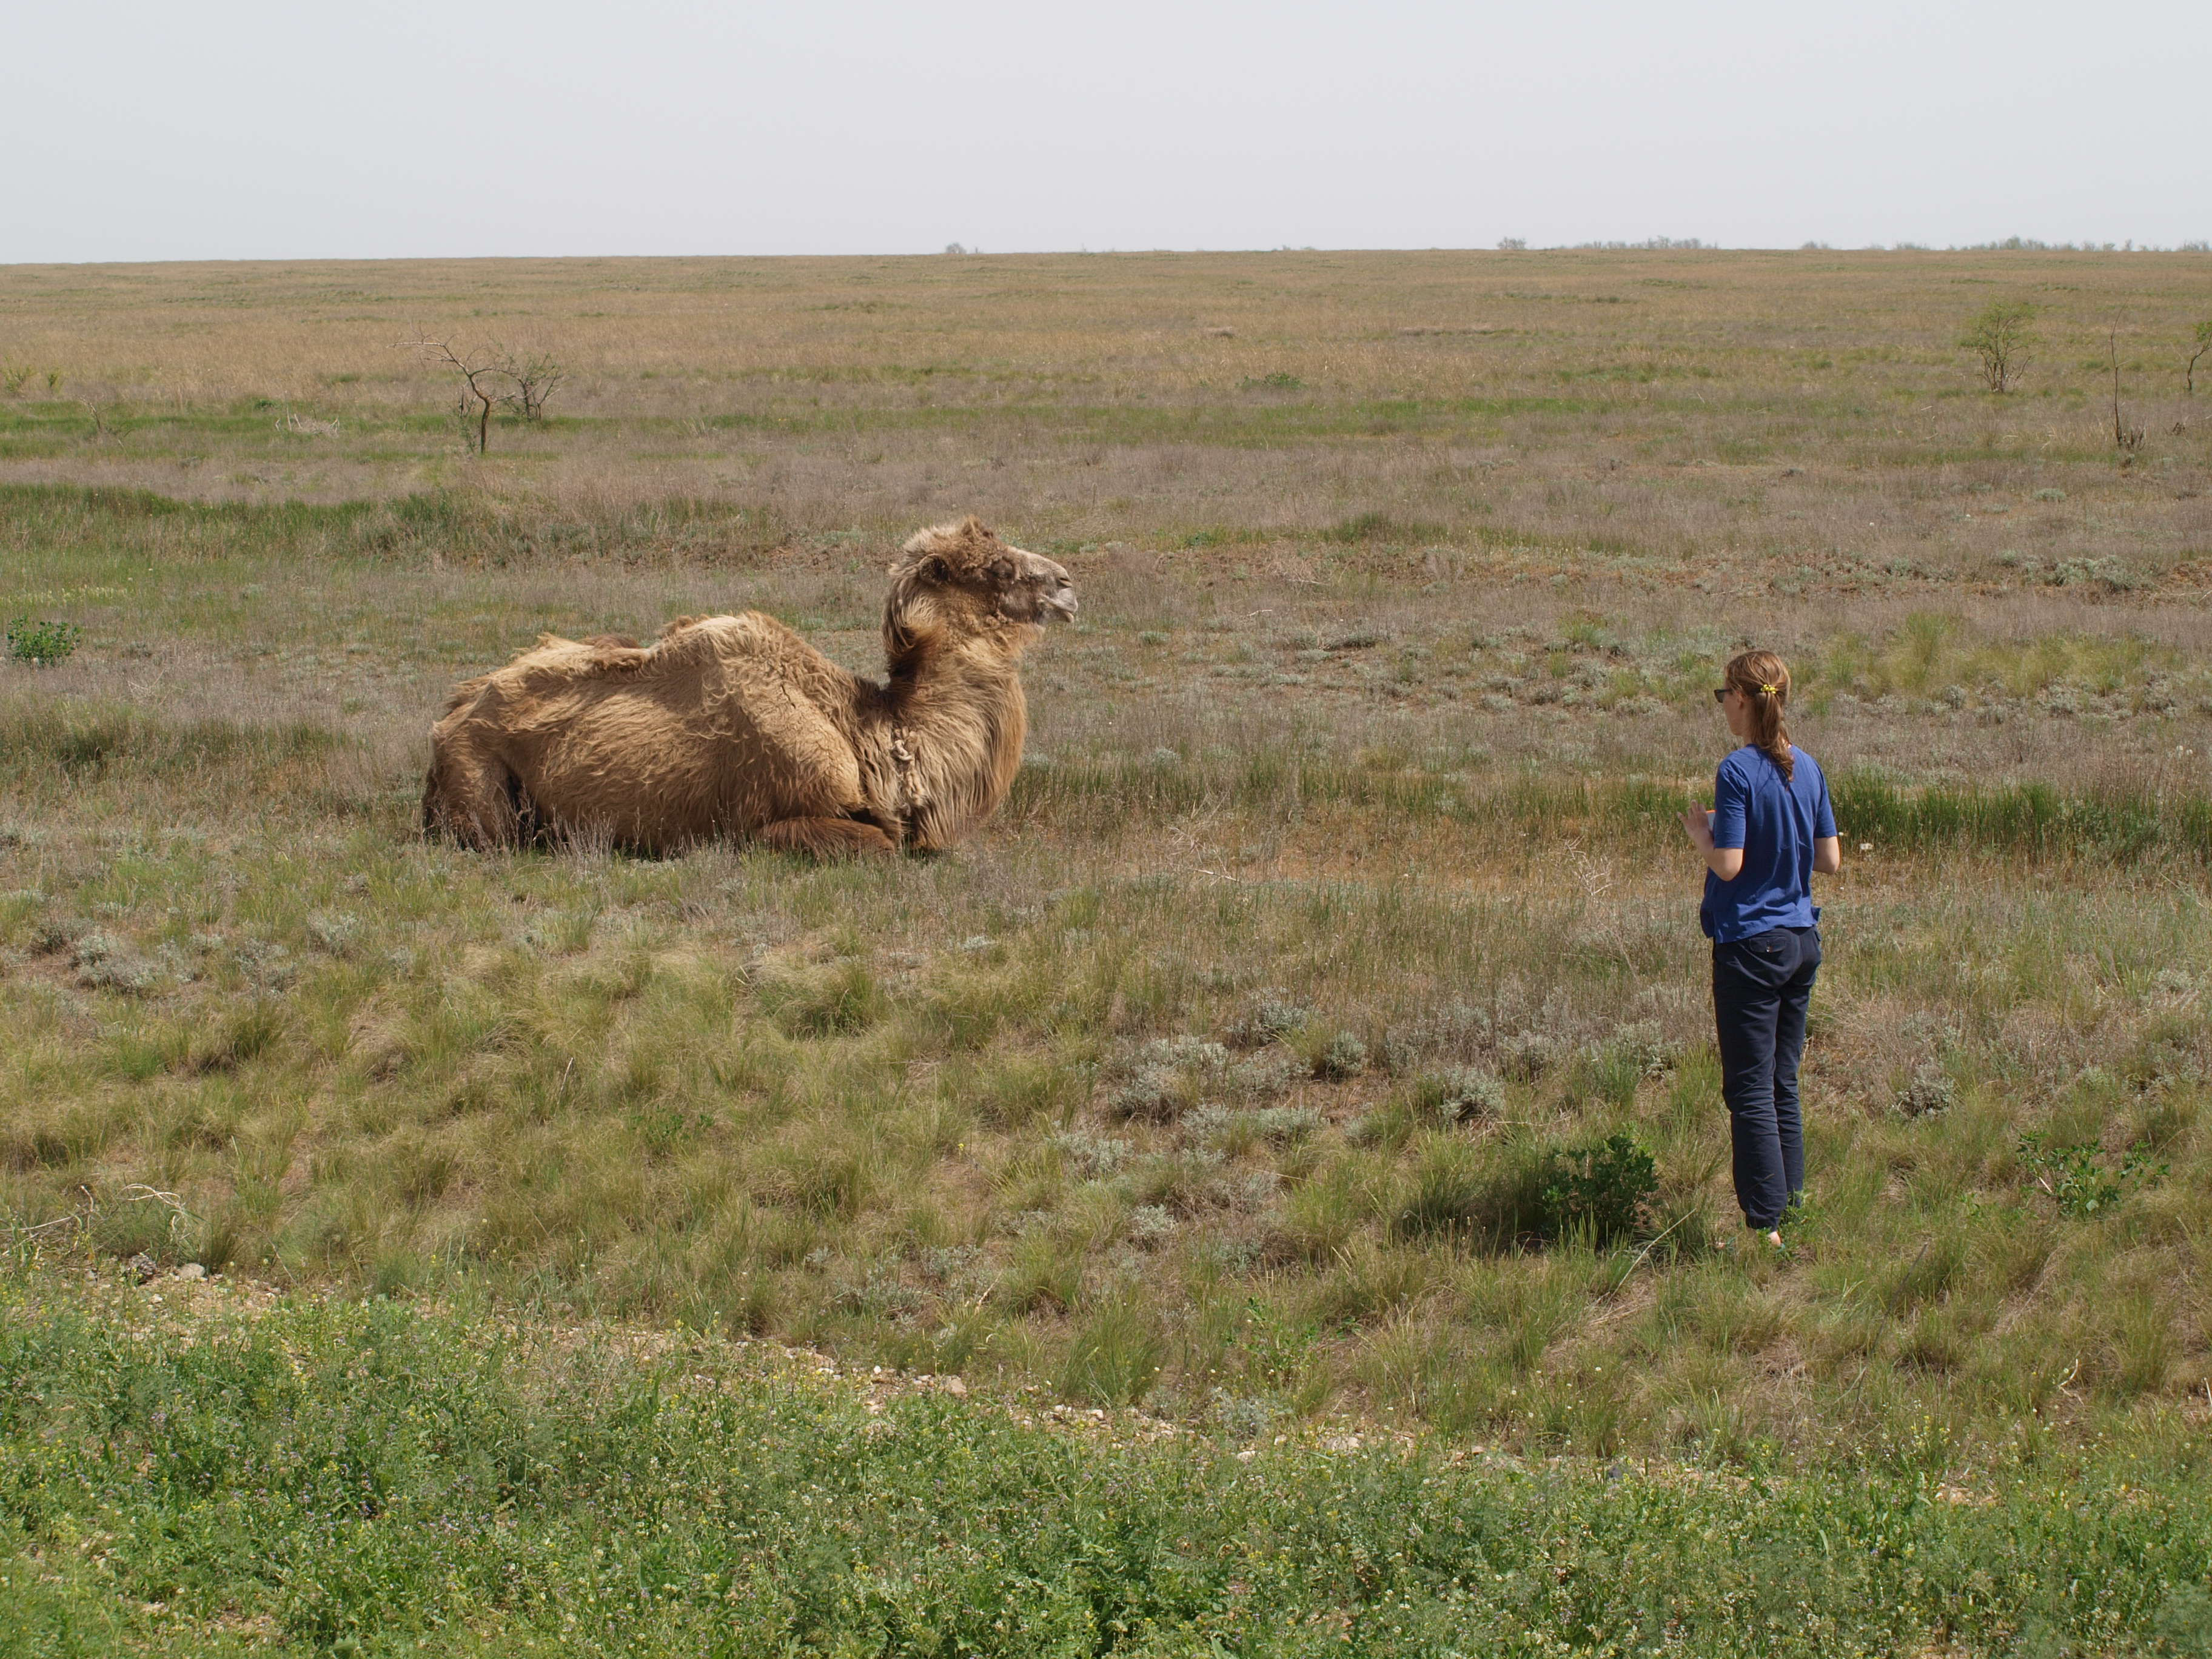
1712, 925, 1821, 1230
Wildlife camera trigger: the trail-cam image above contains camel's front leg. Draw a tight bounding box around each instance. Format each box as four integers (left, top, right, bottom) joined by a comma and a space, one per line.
754, 817, 897, 858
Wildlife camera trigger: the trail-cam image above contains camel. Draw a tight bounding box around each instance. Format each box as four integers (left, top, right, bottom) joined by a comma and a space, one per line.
421, 517, 1077, 856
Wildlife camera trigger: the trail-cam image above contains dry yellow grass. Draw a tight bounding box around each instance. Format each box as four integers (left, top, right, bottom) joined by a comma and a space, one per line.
4, 248, 2208, 580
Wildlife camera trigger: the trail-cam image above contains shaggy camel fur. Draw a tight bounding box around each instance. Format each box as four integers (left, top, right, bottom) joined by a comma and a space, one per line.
421, 518, 1078, 856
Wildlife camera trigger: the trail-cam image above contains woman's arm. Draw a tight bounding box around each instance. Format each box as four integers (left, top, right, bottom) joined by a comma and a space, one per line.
1814, 836, 1842, 875
1681, 806, 1744, 880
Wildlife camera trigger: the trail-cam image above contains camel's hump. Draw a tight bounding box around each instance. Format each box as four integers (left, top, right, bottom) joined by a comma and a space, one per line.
517, 612, 791, 663
651, 611, 816, 654
463, 611, 838, 705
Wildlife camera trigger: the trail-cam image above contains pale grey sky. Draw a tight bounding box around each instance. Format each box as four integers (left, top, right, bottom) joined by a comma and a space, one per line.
10, 0, 2206, 261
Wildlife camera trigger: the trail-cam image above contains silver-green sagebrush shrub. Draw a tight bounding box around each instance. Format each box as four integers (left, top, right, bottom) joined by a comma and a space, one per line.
1378, 999, 1491, 1073
1230, 1048, 1302, 1099
1406, 1065, 1507, 1123
305, 911, 364, 957
1894, 1059, 1957, 1118
1500, 1029, 1565, 1081
1224, 990, 1309, 1049
1105, 1036, 1230, 1121
1183, 1103, 1321, 1153
69, 928, 158, 993
2048, 556, 2146, 593
1050, 1128, 1131, 1178
1308, 1030, 1368, 1081
1606, 1020, 1682, 1079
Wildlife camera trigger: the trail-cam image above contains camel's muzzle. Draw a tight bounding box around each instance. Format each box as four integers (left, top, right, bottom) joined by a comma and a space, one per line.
1044, 585, 1079, 620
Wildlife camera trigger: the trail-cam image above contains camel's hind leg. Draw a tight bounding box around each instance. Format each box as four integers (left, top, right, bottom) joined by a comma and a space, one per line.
755, 817, 897, 859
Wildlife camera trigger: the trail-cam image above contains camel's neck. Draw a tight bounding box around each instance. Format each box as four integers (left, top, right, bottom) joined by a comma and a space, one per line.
881, 631, 1031, 850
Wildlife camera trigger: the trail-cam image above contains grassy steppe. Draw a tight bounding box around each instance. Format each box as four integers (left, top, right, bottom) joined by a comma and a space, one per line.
3, 469, 2207, 1466
2, 247, 2210, 1648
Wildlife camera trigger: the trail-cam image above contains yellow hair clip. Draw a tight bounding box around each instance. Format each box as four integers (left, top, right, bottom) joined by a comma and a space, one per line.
1758, 682, 1778, 695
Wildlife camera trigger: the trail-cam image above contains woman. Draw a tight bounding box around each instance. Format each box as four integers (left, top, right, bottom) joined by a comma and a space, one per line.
1681, 650, 1842, 1247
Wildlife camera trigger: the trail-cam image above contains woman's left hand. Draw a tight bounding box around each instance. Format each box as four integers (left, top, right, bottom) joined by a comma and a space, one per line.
1681, 805, 1714, 850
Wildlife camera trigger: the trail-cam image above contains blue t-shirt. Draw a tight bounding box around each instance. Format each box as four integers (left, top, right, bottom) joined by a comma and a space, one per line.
1700, 745, 1835, 942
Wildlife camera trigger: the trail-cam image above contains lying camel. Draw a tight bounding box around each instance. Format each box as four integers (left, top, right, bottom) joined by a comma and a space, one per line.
421, 517, 1077, 856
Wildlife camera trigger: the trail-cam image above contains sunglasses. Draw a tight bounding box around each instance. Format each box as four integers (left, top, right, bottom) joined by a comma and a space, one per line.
1711, 687, 1731, 704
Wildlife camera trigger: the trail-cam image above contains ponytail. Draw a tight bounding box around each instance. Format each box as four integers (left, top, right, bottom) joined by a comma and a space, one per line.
1723, 649, 1794, 780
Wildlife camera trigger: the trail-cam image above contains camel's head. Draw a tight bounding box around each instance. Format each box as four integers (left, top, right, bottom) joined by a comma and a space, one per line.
887, 518, 1078, 652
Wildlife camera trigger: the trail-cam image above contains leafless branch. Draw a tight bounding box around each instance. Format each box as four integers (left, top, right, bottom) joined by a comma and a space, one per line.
398, 335, 515, 454
2110, 331, 2143, 456
397, 335, 566, 449
505, 349, 565, 420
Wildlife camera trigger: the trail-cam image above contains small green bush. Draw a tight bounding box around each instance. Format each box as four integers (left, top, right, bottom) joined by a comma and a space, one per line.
2017, 1133, 2165, 1217
4, 617, 82, 666
1959, 299, 2036, 392
1541, 1132, 1657, 1244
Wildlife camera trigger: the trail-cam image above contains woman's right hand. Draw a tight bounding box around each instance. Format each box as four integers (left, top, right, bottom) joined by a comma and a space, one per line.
1685, 805, 1742, 880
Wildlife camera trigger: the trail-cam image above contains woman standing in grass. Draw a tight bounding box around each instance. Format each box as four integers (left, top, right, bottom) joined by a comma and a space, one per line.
1681, 650, 1842, 1247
